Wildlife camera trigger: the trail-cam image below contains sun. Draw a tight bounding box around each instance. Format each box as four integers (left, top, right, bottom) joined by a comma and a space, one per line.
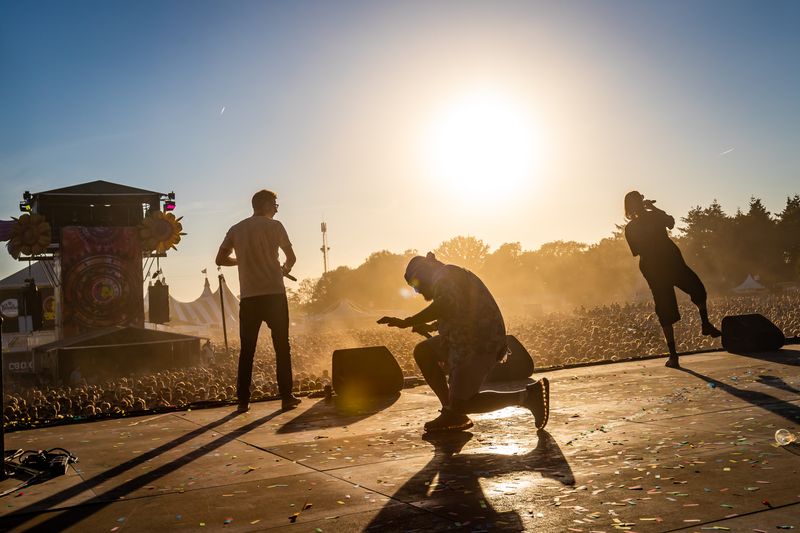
423, 88, 539, 204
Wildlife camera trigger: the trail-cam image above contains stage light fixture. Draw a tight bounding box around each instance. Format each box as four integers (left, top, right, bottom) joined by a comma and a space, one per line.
163, 191, 176, 211
19, 191, 32, 212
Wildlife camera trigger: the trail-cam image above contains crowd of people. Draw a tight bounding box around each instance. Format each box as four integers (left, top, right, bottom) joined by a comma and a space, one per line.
511, 292, 800, 366
3, 291, 798, 430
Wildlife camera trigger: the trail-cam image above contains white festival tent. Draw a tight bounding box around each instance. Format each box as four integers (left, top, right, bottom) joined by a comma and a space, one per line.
304, 299, 379, 330
145, 277, 239, 330
733, 274, 766, 293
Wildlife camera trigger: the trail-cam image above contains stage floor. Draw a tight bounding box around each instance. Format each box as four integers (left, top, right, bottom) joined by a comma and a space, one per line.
1, 346, 799, 532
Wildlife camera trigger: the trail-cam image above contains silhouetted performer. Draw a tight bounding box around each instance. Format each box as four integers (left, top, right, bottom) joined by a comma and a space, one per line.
216, 189, 300, 412
624, 191, 721, 368
378, 253, 549, 432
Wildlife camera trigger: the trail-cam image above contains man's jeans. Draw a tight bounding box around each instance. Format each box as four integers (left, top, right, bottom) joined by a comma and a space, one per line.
237, 293, 293, 404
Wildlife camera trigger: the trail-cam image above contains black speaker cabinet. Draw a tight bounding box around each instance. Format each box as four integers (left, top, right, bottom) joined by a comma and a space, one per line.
486, 335, 535, 383
148, 282, 170, 324
332, 346, 404, 398
721, 314, 784, 353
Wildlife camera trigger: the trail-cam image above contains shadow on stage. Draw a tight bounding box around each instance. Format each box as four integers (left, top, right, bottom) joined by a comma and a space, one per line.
681, 366, 800, 426
276, 393, 399, 434
728, 347, 800, 366
0, 409, 285, 532
365, 429, 574, 532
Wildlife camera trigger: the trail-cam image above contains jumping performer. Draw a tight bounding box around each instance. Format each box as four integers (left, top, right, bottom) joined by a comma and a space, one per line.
624, 191, 721, 368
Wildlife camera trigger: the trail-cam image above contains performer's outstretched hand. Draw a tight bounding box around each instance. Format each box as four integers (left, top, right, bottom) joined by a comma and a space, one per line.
377, 316, 407, 328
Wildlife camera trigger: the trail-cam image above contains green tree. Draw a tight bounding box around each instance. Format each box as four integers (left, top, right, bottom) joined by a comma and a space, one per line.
528, 240, 589, 307
287, 278, 318, 312
777, 195, 800, 280
733, 197, 779, 284
536, 240, 588, 257
481, 242, 525, 312
350, 249, 417, 309
307, 266, 353, 313
679, 199, 734, 289
433, 236, 490, 272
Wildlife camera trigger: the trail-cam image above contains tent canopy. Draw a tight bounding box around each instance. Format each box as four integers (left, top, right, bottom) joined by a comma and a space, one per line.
311, 299, 375, 322
733, 274, 766, 293
145, 277, 239, 327
0, 261, 54, 289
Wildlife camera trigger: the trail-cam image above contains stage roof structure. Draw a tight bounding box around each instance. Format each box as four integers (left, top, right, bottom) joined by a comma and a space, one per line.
36, 180, 166, 198
19, 179, 171, 249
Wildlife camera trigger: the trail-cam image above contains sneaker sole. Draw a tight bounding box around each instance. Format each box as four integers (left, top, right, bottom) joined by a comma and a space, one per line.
423, 419, 474, 433
537, 377, 550, 430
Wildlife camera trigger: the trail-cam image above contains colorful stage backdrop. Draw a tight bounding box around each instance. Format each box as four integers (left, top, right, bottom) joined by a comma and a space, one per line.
61, 227, 144, 337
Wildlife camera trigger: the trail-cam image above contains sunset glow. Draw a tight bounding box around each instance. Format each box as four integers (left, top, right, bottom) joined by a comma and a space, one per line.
424, 88, 539, 204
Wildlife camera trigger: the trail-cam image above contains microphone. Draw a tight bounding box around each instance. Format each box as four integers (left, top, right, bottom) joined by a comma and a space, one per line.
284, 273, 297, 282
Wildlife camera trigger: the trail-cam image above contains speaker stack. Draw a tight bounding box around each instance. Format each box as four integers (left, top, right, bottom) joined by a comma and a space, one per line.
148, 282, 170, 324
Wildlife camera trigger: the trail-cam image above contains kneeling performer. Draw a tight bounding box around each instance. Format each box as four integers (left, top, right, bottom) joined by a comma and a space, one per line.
378, 253, 549, 433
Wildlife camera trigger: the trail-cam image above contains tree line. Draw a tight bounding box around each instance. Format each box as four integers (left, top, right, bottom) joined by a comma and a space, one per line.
289, 195, 800, 315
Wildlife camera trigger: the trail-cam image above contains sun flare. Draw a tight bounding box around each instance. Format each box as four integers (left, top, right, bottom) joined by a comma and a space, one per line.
424, 88, 539, 203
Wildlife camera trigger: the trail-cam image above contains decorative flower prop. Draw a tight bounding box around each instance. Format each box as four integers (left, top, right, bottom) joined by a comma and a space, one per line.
139, 211, 186, 254
7, 213, 51, 259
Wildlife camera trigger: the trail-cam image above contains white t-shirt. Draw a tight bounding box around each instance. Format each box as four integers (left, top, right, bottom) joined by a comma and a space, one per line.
221, 216, 292, 298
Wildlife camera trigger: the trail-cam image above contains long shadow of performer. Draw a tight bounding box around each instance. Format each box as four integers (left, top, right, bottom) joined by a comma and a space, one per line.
276, 394, 399, 434
365, 430, 574, 531
680, 367, 800, 426
757, 374, 800, 395
730, 347, 800, 369
0, 409, 285, 532
624, 191, 721, 369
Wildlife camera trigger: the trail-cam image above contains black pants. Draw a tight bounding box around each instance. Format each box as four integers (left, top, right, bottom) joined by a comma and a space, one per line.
644, 262, 707, 327
238, 293, 293, 404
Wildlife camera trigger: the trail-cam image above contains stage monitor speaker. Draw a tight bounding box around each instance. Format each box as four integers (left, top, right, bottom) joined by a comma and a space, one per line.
486, 335, 535, 383
721, 314, 784, 353
148, 282, 170, 324
332, 346, 404, 398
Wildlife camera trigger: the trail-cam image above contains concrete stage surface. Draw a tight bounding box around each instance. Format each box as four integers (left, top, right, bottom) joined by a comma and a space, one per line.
1, 347, 799, 532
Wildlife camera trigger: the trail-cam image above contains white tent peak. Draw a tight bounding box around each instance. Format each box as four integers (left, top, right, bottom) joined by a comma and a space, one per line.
734, 274, 766, 293
200, 277, 213, 298
311, 299, 374, 323
145, 276, 239, 326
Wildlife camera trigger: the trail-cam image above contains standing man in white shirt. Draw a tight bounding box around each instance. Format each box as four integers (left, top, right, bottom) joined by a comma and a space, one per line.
216, 189, 300, 412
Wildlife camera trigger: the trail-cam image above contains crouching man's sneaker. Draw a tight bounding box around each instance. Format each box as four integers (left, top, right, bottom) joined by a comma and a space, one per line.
423, 408, 473, 433
524, 378, 550, 429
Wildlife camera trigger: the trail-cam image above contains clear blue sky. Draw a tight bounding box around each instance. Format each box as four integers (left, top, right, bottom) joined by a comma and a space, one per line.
2, 0, 799, 300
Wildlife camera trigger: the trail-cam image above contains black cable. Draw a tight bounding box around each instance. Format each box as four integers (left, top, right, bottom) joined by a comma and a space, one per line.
0, 447, 79, 499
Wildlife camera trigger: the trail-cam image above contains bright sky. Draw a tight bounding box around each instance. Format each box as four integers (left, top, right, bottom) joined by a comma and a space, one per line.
2, 1, 799, 300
